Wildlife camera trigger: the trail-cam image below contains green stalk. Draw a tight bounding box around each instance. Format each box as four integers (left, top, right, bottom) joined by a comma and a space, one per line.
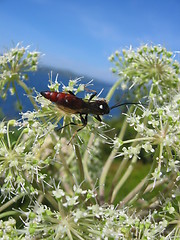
99, 113, 129, 203
59, 151, 75, 187
106, 78, 124, 102
110, 154, 138, 203
74, 144, 85, 183
110, 132, 150, 203
82, 132, 95, 188
45, 191, 59, 210
0, 193, 24, 213
17, 80, 39, 110
108, 157, 129, 202
125, 145, 159, 206
14, 128, 28, 148
109, 138, 154, 200
6, 121, 11, 150
110, 90, 155, 203
0, 211, 17, 219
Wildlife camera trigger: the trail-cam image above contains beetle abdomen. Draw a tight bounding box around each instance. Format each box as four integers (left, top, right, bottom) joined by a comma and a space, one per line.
41, 91, 68, 103
41, 91, 85, 114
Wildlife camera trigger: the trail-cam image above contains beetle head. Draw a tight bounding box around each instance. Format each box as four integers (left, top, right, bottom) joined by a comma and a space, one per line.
90, 100, 110, 115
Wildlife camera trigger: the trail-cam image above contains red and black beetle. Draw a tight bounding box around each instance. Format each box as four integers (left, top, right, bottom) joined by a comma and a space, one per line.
41, 90, 139, 136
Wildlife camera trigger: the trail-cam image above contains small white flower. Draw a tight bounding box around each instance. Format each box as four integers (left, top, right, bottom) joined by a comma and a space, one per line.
112, 137, 123, 149
63, 196, 79, 207
142, 143, 154, 153
159, 219, 168, 228
52, 189, 65, 199
0, 121, 7, 135
169, 206, 175, 214
88, 204, 104, 218
152, 168, 162, 180
119, 145, 141, 158
135, 123, 145, 133
73, 185, 87, 195
167, 159, 180, 172
73, 209, 87, 223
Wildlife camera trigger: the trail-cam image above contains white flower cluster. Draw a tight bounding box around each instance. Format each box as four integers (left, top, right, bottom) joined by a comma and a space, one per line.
0, 43, 40, 99
12, 185, 168, 239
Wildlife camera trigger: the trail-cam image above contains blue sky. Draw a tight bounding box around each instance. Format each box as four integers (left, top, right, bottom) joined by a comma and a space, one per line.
1, 0, 180, 82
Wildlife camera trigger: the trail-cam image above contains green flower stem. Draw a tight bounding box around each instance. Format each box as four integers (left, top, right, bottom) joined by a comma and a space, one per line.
120, 176, 168, 207
123, 136, 155, 145
106, 78, 124, 102
58, 201, 66, 218
110, 133, 152, 203
65, 222, 74, 240
126, 145, 159, 206
35, 194, 44, 206
111, 154, 138, 203
144, 177, 168, 194
60, 148, 76, 192
99, 113, 129, 203
157, 143, 163, 172
59, 151, 75, 187
59, 172, 74, 195
82, 132, 95, 189
119, 176, 147, 207
74, 144, 85, 183
14, 128, 28, 148
161, 173, 177, 199
70, 228, 84, 240
45, 192, 59, 211
108, 157, 129, 202
2, 81, 10, 97
119, 175, 147, 207
12, 81, 21, 105
0, 211, 17, 219
17, 79, 39, 110
0, 193, 25, 213
110, 95, 156, 203
6, 121, 11, 150
110, 136, 154, 195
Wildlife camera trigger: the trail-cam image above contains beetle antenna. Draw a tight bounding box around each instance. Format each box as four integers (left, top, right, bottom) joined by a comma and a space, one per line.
110, 102, 141, 110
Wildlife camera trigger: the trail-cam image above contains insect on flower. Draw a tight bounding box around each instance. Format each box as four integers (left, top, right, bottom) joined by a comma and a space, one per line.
41, 89, 139, 141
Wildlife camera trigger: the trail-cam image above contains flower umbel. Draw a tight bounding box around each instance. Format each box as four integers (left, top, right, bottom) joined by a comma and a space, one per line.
109, 45, 180, 100
0, 42, 40, 109
0, 119, 53, 199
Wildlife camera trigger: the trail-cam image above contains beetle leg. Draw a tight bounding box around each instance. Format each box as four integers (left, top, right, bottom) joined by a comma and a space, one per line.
80, 114, 88, 126
88, 92, 97, 102
94, 115, 102, 122
57, 122, 77, 131
68, 89, 96, 101
84, 87, 97, 102
68, 91, 75, 96
67, 114, 88, 145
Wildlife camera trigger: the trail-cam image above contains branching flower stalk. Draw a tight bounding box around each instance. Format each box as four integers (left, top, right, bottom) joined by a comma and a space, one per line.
82, 132, 95, 189
124, 145, 160, 207
104, 45, 180, 205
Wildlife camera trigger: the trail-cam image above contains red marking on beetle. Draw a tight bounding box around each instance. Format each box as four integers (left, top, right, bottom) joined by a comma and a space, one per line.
41, 91, 85, 114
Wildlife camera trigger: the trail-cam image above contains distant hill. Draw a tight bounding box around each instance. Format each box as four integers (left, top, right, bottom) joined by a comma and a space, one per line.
0, 66, 116, 119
